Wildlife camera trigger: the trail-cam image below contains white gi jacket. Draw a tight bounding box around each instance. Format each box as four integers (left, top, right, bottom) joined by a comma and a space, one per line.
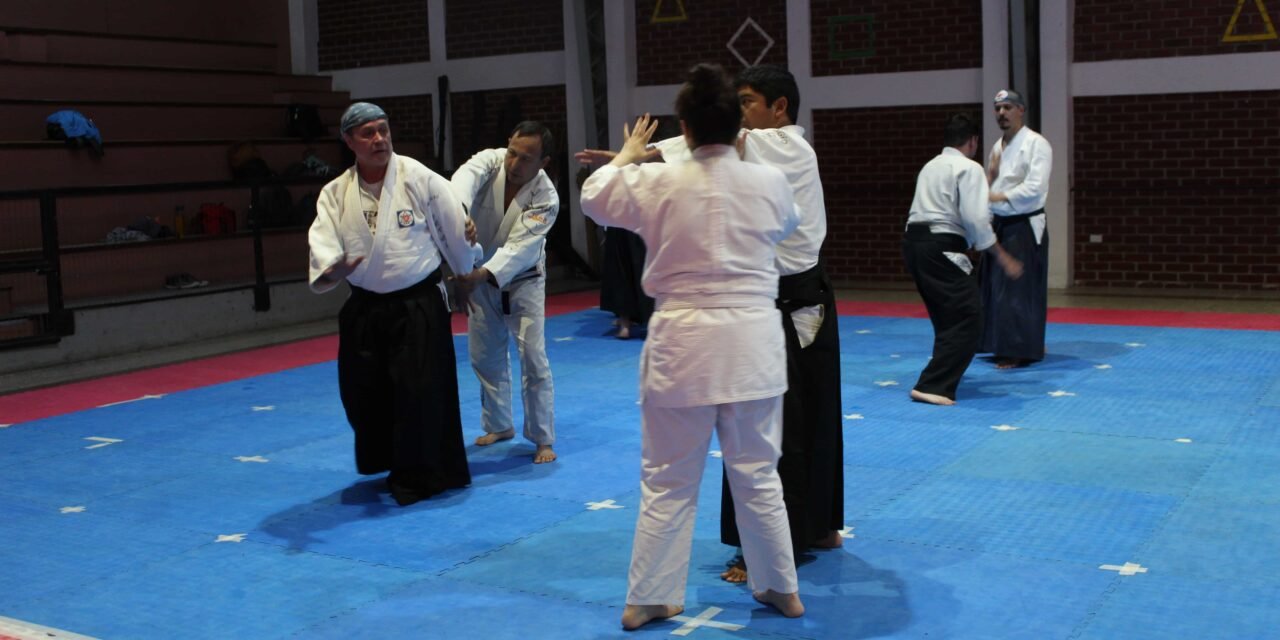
580, 144, 801, 407
450, 148, 559, 287
907, 147, 996, 251
308, 154, 473, 293
988, 127, 1053, 244
655, 126, 824, 276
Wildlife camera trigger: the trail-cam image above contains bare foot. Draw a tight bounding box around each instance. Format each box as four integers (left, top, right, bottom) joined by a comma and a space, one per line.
616, 325, 631, 340
753, 589, 804, 618
720, 558, 747, 583
621, 604, 683, 630
995, 358, 1028, 369
811, 529, 844, 549
534, 444, 557, 464
475, 429, 515, 446
910, 389, 955, 406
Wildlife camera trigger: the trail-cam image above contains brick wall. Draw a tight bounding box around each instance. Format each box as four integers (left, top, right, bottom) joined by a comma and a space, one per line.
1075, 0, 1280, 62
317, 0, 430, 71
446, 0, 564, 59
810, 0, 983, 76
365, 94, 436, 165
813, 103, 984, 283
1073, 90, 1280, 291
635, 0, 788, 86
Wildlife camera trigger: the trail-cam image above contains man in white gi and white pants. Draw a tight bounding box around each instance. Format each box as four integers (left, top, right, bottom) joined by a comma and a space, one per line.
580, 63, 805, 631
980, 89, 1053, 369
904, 114, 1022, 406
451, 122, 559, 464
308, 102, 475, 506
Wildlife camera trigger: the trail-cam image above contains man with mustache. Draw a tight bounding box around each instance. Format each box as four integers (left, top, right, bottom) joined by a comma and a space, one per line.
981, 89, 1054, 369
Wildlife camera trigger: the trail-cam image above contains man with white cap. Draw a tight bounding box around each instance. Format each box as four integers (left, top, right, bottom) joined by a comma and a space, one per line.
308, 102, 476, 506
981, 89, 1053, 368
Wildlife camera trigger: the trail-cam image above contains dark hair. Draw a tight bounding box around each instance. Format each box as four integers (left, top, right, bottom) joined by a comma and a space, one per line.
942, 113, 980, 148
735, 65, 800, 123
509, 120, 554, 158
675, 63, 741, 148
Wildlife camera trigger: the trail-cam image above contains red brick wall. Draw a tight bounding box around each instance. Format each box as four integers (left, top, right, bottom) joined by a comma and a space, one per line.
813, 103, 984, 283
810, 0, 983, 76
317, 0, 430, 71
1075, 0, 1280, 62
446, 0, 564, 59
635, 0, 788, 86
365, 94, 436, 165
1073, 91, 1280, 291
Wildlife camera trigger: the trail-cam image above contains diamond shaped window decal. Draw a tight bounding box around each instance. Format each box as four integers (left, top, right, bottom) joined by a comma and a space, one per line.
727, 18, 775, 67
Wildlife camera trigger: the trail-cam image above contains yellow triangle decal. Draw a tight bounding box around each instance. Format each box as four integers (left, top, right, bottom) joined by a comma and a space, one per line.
651, 0, 688, 24
1223, 0, 1278, 42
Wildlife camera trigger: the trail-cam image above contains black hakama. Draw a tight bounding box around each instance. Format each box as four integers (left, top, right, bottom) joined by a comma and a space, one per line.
599, 227, 654, 325
337, 270, 471, 505
979, 213, 1048, 362
720, 260, 845, 553
903, 225, 983, 399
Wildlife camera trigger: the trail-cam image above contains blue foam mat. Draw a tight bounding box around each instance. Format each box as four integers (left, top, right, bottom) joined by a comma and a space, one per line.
2, 309, 1279, 639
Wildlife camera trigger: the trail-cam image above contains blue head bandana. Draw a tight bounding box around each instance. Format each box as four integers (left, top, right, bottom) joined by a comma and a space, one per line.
340, 102, 388, 135
993, 89, 1026, 108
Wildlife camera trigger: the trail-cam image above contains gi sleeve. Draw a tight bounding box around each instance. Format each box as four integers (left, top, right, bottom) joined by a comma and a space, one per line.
483, 176, 559, 287
580, 164, 653, 234
307, 183, 347, 293
957, 162, 996, 251
411, 172, 474, 276
653, 135, 693, 165
449, 148, 503, 214
1004, 136, 1053, 213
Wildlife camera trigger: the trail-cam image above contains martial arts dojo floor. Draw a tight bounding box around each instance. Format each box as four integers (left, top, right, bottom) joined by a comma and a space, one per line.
2, 290, 1279, 640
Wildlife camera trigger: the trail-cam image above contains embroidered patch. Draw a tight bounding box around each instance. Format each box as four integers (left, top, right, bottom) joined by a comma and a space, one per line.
397, 209, 415, 228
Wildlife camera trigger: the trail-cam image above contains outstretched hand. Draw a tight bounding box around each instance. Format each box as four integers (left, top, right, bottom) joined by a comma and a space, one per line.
611, 114, 660, 167
575, 149, 618, 168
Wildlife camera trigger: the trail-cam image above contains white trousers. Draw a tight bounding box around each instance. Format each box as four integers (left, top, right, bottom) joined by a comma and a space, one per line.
467, 276, 555, 445
626, 395, 797, 604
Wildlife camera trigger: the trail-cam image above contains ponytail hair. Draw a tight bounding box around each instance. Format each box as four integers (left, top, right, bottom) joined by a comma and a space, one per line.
674, 63, 740, 148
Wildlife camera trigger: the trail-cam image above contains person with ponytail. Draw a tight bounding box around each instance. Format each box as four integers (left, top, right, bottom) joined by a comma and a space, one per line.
580, 63, 805, 630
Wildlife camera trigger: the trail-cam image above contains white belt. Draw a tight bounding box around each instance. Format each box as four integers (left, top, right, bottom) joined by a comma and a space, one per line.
656, 293, 774, 311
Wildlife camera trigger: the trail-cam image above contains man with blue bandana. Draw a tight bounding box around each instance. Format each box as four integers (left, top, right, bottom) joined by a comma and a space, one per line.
981, 89, 1053, 368
308, 102, 476, 506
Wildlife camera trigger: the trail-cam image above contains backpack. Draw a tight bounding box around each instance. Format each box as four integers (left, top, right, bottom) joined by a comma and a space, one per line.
227, 141, 272, 180
46, 110, 104, 156
197, 203, 237, 235
286, 104, 327, 140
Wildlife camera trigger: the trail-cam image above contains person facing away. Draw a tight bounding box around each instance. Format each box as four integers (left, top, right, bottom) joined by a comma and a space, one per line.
980, 89, 1053, 369
601, 64, 846, 584
450, 122, 559, 464
307, 102, 475, 506
579, 62, 805, 631
904, 113, 1022, 406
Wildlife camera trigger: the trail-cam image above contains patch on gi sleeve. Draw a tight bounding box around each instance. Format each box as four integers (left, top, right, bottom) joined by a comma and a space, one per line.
396, 209, 415, 228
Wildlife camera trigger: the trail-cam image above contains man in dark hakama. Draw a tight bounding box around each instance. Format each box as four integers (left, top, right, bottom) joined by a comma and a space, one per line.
308, 103, 476, 506
979, 89, 1054, 368
904, 114, 1022, 406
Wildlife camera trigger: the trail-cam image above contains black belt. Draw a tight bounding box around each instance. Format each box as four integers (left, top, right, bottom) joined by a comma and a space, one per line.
905, 223, 968, 249
994, 208, 1045, 225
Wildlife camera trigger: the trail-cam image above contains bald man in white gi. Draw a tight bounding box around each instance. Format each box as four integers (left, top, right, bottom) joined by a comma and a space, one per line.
451, 121, 559, 464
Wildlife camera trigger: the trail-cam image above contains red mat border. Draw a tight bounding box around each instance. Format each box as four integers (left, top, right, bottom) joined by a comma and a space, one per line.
1, 290, 1275, 426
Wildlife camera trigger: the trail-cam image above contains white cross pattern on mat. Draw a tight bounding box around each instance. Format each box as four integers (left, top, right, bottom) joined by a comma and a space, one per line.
1100, 562, 1148, 576
670, 607, 744, 636
586, 499, 624, 511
